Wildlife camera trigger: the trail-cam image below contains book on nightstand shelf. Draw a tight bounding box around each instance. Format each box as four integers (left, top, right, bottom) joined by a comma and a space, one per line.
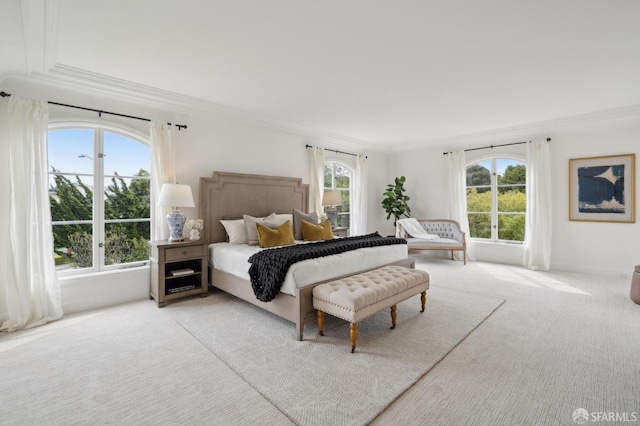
168, 284, 196, 294
170, 268, 195, 276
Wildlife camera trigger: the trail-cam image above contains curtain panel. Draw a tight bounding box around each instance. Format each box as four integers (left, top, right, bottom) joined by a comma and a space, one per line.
523, 140, 552, 270
150, 122, 176, 241
0, 97, 63, 331
309, 147, 325, 215
447, 150, 474, 261
351, 155, 368, 235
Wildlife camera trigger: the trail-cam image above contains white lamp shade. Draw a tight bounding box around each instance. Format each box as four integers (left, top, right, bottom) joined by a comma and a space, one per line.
322, 190, 342, 206
157, 183, 195, 208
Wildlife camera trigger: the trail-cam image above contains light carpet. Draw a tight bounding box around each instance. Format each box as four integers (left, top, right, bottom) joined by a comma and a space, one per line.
168, 285, 504, 426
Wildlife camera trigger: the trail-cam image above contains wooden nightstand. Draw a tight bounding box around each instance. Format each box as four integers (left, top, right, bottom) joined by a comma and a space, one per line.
332, 227, 348, 237
148, 240, 208, 307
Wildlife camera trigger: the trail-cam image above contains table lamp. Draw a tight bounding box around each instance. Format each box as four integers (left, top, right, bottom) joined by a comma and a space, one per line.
157, 183, 195, 241
322, 190, 342, 228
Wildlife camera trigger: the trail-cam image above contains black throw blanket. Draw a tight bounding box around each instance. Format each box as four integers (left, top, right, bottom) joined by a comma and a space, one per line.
248, 232, 407, 302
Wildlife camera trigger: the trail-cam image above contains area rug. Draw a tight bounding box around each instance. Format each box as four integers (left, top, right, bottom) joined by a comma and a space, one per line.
168, 286, 504, 426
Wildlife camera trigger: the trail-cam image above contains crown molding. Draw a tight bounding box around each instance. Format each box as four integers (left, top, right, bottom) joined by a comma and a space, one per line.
41, 64, 386, 153
20, 0, 60, 74
15, 64, 640, 155
396, 103, 640, 152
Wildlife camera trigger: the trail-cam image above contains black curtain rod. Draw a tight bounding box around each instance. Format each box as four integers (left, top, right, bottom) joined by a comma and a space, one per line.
0, 91, 187, 130
305, 144, 367, 159
443, 137, 551, 155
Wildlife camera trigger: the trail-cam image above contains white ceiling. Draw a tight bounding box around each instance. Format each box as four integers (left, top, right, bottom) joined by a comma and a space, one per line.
3, 0, 640, 150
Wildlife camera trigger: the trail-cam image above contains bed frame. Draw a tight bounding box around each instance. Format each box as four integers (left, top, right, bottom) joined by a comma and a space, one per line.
199, 171, 413, 340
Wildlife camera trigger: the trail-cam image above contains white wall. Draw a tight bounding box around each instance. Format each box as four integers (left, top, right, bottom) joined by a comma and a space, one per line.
389, 114, 640, 276
0, 75, 390, 313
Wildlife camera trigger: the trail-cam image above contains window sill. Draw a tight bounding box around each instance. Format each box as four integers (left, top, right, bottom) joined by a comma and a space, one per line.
58, 264, 149, 282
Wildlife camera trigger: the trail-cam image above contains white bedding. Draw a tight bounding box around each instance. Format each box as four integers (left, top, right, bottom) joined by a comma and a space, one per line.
209, 242, 408, 296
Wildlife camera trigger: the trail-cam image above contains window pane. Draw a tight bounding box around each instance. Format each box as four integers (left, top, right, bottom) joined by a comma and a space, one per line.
336, 212, 350, 228
497, 188, 527, 212
335, 165, 351, 189
468, 213, 491, 238
48, 129, 94, 174
466, 161, 491, 186
104, 222, 150, 265
324, 166, 332, 189
103, 132, 150, 176
50, 175, 93, 221
104, 176, 151, 220
53, 223, 93, 270
497, 160, 526, 185
498, 213, 525, 241
466, 188, 491, 213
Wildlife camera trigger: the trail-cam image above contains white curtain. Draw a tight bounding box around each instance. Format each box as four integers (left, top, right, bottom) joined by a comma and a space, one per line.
309, 146, 325, 214
447, 150, 474, 261
0, 97, 63, 332
150, 122, 176, 241
351, 155, 368, 235
523, 140, 552, 270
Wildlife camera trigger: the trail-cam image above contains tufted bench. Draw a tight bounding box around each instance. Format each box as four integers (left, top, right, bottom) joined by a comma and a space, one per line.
312, 265, 430, 352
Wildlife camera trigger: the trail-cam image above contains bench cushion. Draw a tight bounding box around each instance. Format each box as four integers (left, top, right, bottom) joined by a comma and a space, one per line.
312, 265, 429, 323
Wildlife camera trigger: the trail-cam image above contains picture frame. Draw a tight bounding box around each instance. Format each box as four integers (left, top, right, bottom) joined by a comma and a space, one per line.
569, 153, 635, 223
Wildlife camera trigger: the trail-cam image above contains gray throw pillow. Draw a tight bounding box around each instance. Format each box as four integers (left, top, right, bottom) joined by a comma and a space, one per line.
243, 213, 278, 246
293, 209, 318, 240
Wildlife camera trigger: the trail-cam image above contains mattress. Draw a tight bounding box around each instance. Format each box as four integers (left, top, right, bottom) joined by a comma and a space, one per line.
209, 242, 408, 296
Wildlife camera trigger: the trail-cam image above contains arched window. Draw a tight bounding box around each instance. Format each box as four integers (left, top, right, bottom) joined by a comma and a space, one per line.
48, 123, 151, 274
324, 161, 352, 230
466, 157, 526, 242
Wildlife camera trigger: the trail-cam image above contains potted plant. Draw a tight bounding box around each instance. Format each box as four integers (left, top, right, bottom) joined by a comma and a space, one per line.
382, 176, 411, 227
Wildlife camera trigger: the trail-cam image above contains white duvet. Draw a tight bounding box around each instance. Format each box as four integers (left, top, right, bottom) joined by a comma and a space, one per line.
209, 241, 408, 296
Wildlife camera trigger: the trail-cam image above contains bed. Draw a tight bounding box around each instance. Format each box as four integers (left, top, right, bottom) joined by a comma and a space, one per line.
199, 171, 412, 340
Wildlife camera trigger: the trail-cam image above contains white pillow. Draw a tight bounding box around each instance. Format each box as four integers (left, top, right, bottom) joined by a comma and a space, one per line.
243, 213, 278, 246
220, 219, 248, 244
274, 213, 294, 231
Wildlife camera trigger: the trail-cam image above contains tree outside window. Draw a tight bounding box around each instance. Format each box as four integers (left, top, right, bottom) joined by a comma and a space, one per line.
324, 162, 352, 229
466, 158, 526, 242
48, 126, 151, 273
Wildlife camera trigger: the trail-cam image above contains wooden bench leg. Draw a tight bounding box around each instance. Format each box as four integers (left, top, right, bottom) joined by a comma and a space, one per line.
421, 291, 427, 312
317, 310, 324, 336
350, 323, 358, 353
390, 305, 397, 329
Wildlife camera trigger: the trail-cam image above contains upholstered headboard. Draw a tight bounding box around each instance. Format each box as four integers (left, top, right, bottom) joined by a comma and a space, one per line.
199, 171, 309, 244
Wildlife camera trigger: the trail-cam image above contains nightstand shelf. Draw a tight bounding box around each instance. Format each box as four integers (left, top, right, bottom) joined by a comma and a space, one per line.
149, 240, 208, 307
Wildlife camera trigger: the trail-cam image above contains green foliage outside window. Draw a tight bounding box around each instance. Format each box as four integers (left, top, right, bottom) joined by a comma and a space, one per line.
466, 162, 526, 242
51, 169, 150, 269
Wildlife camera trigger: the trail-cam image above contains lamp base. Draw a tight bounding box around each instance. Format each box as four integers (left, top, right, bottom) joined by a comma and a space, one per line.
326, 207, 338, 228
166, 209, 187, 242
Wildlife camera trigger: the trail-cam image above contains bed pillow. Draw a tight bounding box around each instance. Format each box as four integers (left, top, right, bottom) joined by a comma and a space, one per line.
244, 212, 278, 245
301, 219, 334, 241
220, 219, 248, 244
293, 209, 318, 240
256, 221, 295, 248
274, 213, 294, 231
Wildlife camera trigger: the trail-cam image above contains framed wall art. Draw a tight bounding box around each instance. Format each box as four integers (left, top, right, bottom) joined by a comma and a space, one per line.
569, 153, 635, 223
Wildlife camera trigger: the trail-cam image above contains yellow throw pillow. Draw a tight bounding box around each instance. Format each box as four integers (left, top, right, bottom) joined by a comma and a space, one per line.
257, 221, 295, 248
301, 219, 334, 241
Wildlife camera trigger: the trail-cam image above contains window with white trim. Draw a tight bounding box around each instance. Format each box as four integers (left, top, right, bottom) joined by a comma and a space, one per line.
324, 161, 352, 229
466, 157, 526, 242
48, 124, 151, 274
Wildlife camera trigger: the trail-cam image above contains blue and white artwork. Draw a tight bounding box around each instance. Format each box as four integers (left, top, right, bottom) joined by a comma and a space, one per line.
577, 164, 625, 214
